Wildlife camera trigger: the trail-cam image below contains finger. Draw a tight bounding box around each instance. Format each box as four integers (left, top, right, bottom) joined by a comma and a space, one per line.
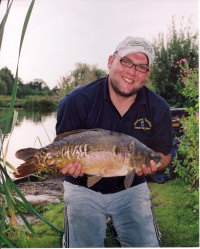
61, 161, 85, 177
67, 162, 82, 175
60, 163, 74, 175
73, 162, 84, 177
141, 164, 151, 175
60, 161, 80, 175
150, 160, 157, 173
79, 170, 85, 176
135, 168, 143, 176
67, 166, 77, 176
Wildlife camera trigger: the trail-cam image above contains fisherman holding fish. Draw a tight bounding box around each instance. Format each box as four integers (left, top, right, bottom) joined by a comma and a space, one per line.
57, 36, 172, 247
15, 36, 173, 247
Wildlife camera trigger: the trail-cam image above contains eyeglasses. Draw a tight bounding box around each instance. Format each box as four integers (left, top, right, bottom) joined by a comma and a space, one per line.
115, 54, 150, 73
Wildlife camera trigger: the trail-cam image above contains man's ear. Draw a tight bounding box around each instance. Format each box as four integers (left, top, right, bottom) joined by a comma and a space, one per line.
147, 69, 152, 78
108, 55, 114, 69
143, 69, 152, 86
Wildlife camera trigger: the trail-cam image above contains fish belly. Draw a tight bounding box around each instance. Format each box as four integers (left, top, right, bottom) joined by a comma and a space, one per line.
80, 151, 132, 177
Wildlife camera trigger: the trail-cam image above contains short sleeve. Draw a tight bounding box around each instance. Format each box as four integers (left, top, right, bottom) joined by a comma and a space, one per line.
151, 107, 173, 155
56, 93, 87, 135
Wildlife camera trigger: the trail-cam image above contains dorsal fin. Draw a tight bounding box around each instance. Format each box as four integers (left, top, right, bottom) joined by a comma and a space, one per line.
54, 128, 108, 142
53, 129, 86, 142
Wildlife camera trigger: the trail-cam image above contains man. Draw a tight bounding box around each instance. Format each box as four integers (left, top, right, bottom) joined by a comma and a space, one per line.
56, 36, 173, 247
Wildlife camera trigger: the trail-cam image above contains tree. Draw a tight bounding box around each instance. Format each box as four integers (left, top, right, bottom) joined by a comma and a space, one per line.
0, 67, 14, 95
17, 81, 33, 97
17, 78, 51, 97
151, 19, 198, 107
0, 79, 7, 95
58, 63, 107, 93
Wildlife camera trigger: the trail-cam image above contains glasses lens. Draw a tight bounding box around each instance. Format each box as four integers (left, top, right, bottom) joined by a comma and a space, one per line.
136, 65, 149, 73
120, 58, 133, 68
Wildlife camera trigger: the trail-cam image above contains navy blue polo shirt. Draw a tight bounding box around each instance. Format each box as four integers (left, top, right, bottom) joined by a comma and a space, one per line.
56, 76, 173, 194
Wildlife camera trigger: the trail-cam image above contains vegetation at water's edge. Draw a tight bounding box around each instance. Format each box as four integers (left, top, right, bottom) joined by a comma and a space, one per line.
8, 179, 199, 248
22, 97, 57, 112
0, 94, 59, 111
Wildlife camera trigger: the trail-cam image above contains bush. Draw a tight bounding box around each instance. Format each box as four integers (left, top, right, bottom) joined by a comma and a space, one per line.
58, 63, 107, 96
173, 59, 198, 210
151, 19, 198, 107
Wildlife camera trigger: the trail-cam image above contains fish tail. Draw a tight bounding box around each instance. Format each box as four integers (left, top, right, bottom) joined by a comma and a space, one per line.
13, 161, 38, 178
14, 148, 39, 178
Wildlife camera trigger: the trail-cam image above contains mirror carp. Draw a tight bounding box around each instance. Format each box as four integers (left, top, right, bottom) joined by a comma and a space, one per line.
14, 128, 161, 188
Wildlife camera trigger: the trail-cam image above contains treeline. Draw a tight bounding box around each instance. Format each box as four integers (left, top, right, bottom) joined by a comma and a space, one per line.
58, 20, 198, 108
0, 67, 56, 97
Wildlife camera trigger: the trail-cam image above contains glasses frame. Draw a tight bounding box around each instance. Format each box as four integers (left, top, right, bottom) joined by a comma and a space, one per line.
114, 53, 150, 73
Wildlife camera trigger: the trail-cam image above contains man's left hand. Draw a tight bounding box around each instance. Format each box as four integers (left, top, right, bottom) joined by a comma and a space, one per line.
135, 160, 158, 176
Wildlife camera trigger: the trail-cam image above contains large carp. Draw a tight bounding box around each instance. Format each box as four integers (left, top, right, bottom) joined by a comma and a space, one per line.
14, 128, 161, 188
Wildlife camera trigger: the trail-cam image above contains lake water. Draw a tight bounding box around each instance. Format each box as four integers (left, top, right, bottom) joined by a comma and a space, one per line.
0, 108, 57, 178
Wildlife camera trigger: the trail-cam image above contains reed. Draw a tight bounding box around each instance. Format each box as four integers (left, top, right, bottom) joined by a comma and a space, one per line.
0, 1, 63, 247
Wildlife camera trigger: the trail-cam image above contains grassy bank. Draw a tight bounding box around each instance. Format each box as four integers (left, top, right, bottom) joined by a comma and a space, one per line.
9, 179, 199, 248
149, 179, 199, 247
0, 95, 60, 110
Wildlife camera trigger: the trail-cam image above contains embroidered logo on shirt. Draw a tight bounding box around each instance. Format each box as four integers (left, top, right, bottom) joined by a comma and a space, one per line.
133, 118, 152, 130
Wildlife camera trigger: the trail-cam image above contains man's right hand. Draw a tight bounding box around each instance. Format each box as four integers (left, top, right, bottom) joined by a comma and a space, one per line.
60, 161, 85, 177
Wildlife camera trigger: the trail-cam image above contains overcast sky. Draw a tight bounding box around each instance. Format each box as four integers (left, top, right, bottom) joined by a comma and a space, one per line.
0, 0, 198, 89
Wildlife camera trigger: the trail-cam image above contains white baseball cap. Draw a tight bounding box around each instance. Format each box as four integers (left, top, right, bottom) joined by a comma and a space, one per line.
114, 36, 155, 66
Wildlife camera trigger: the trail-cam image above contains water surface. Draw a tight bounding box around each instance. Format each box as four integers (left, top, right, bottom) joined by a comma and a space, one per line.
0, 109, 57, 177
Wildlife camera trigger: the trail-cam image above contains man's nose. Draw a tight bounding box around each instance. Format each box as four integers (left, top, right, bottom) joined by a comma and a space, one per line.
126, 65, 137, 75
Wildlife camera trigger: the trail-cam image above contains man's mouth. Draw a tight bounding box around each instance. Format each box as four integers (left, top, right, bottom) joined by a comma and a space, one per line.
123, 76, 134, 83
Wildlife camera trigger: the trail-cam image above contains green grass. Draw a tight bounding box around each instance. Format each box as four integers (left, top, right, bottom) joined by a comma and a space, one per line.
0, 94, 60, 108
149, 179, 199, 247
10, 179, 199, 247
10, 202, 64, 248
0, 95, 24, 108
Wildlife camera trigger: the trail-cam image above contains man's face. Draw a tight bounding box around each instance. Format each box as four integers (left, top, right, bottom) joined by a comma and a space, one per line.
107, 52, 152, 97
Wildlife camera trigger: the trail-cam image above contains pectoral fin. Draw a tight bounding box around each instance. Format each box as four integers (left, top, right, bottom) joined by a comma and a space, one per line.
124, 170, 135, 189
87, 176, 102, 187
